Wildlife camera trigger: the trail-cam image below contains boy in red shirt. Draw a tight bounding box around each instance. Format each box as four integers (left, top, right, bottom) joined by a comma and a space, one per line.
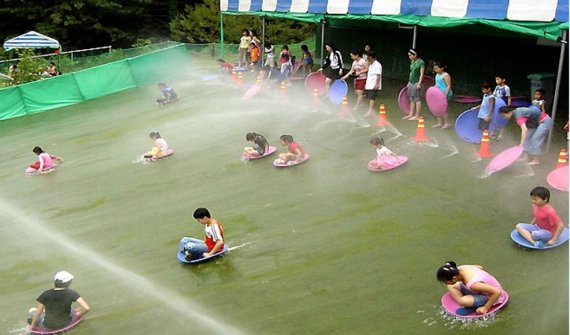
516, 186, 565, 247
180, 208, 225, 260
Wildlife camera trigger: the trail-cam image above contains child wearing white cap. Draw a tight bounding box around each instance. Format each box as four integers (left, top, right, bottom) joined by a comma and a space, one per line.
28, 271, 90, 331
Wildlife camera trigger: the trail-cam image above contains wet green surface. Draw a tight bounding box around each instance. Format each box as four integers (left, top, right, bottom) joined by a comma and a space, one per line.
0, 73, 568, 335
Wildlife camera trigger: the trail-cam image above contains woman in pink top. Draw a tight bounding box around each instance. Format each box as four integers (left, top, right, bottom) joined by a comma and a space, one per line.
277, 135, 305, 165
516, 186, 565, 247
26, 146, 62, 174
437, 261, 506, 316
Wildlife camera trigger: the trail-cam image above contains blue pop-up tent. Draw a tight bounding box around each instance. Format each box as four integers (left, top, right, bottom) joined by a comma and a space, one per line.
3, 31, 61, 51
221, 0, 568, 151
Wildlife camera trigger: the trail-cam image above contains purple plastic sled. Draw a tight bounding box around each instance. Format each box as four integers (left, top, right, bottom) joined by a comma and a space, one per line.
454, 98, 506, 143
454, 95, 482, 104
329, 80, 348, 105
30, 312, 82, 335
398, 87, 410, 114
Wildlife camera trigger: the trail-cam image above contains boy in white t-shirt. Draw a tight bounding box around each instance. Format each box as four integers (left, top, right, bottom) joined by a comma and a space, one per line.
363, 52, 382, 117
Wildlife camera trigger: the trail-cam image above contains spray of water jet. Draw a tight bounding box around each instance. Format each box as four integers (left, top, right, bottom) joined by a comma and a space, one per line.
0, 198, 248, 335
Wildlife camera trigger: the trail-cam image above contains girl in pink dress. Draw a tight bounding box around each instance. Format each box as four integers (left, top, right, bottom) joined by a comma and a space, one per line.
26, 146, 63, 174
437, 261, 506, 316
368, 137, 400, 170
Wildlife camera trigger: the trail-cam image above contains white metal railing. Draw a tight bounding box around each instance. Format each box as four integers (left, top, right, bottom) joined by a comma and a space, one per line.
0, 45, 112, 64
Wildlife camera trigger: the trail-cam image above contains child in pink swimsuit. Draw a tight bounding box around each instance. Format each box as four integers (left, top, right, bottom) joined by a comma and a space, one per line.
368, 137, 401, 170
437, 261, 506, 316
26, 146, 63, 174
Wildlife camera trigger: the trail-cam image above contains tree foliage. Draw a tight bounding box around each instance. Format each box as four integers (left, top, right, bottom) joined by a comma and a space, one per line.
170, 0, 314, 45
0, 0, 183, 49
8, 49, 44, 85
0, 0, 314, 50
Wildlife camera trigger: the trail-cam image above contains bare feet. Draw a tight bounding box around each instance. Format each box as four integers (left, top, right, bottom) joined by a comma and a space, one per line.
363, 112, 372, 117
432, 124, 442, 128
441, 124, 452, 129
402, 115, 411, 120
528, 160, 540, 166
408, 116, 419, 121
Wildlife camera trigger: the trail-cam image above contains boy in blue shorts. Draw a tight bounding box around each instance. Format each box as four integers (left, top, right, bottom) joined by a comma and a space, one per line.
471, 82, 495, 130
492, 74, 511, 139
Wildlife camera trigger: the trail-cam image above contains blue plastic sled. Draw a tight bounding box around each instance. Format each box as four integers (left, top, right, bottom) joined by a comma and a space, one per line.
455, 99, 506, 143
329, 80, 348, 105
177, 237, 229, 264
510, 228, 569, 249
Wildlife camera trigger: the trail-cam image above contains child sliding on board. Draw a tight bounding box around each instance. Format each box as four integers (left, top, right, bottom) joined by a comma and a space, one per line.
515, 186, 565, 247
436, 261, 506, 316
156, 83, 178, 104
277, 135, 305, 165
244, 132, 269, 157
368, 137, 400, 170
26, 146, 63, 174
144, 131, 170, 159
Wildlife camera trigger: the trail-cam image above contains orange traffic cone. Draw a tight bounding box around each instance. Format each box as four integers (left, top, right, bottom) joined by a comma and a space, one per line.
280, 81, 287, 97
313, 88, 319, 108
412, 117, 429, 142
556, 148, 568, 168
231, 69, 237, 82
478, 129, 494, 158
236, 72, 244, 87
339, 96, 350, 117
375, 104, 389, 127
256, 74, 262, 85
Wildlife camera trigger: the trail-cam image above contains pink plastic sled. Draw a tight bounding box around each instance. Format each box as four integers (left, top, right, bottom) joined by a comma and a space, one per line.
273, 154, 310, 167
242, 146, 277, 160
484, 145, 524, 174
425, 86, 448, 116
304, 72, 326, 95
441, 291, 509, 319
368, 156, 408, 172
398, 87, 410, 114
547, 166, 569, 192
243, 84, 261, 100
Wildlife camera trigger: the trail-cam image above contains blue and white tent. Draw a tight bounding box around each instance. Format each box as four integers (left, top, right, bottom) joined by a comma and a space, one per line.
221, 0, 567, 22
3, 31, 61, 51
221, 0, 568, 40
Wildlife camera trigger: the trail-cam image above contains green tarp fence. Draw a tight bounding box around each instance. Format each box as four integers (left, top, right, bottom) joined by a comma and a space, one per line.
0, 43, 190, 121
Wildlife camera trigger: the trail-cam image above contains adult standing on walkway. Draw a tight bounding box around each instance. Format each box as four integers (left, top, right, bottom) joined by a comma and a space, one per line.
317, 43, 344, 96
341, 50, 367, 110
403, 48, 425, 120
363, 52, 382, 117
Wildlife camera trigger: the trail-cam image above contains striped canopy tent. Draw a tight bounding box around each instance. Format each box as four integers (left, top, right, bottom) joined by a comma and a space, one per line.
220, 0, 568, 151
3, 31, 61, 51
220, 0, 568, 39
